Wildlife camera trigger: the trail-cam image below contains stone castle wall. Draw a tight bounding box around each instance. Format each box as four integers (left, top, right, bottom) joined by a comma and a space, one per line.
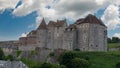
0, 14, 107, 52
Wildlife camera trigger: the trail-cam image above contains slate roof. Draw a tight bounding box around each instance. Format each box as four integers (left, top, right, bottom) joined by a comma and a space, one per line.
37, 18, 47, 29
76, 14, 106, 27
67, 24, 76, 29
48, 21, 56, 27
55, 19, 67, 27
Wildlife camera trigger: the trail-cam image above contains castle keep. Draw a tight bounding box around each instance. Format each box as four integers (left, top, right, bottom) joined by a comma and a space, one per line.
19, 14, 107, 51
0, 14, 107, 52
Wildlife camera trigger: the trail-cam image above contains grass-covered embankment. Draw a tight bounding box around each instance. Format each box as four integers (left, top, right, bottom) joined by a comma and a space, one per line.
108, 43, 120, 48
59, 51, 120, 68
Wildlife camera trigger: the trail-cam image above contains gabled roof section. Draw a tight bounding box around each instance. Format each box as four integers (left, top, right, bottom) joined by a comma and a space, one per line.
83, 14, 100, 24
37, 18, 47, 29
55, 19, 67, 27
48, 21, 56, 27
76, 14, 106, 27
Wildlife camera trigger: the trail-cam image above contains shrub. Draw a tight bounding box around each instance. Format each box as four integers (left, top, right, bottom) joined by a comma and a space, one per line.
0, 48, 5, 60
70, 58, 89, 68
60, 65, 67, 68
74, 49, 80, 51
40, 62, 59, 68
116, 62, 120, 68
49, 52, 55, 57
59, 51, 76, 68
16, 50, 22, 57
5, 55, 14, 61
20, 58, 36, 68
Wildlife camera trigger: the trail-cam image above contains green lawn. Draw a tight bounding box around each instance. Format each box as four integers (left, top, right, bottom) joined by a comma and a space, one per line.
64, 51, 120, 68
108, 43, 120, 48
87, 51, 120, 68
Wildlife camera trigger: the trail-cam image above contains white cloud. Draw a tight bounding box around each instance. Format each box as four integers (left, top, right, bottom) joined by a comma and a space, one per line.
1, 0, 120, 30
12, 0, 112, 27
113, 33, 120, 38
20, 32, 28, 37
101, 4, 120, 30
0, 0, 19, 12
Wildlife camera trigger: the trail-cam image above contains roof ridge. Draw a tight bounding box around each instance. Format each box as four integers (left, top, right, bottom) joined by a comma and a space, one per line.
76, 14, 106, 27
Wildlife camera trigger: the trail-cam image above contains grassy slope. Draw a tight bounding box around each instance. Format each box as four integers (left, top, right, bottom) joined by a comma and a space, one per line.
76, 51, 120, 68
108, 43, 120, 48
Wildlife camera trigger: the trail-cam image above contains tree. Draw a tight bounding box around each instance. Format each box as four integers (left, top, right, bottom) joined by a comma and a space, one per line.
112, 37, 120, 43
70, 58, 89, 68
0, 48, 5, 60
59, 52, 76, 68
107, 38, 112, 43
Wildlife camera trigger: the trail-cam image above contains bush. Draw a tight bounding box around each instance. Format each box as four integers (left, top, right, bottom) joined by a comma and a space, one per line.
0, 48, 5, 60
40, 62, 59, 68
21, 58, 36, 68
59, 51, 76, 68
74, 49, 80, 51
16, 50, 22, 57
60, 65, 67, 68
49, 52, 55, 57
70, 58, 89, 68
5, 55, 14, 61
116, 62, 120, 68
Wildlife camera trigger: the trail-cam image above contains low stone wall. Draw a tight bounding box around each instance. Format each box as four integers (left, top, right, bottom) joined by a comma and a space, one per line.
108, 47, 120, 51
0, 60, 28, 68
19, 47, 66, 63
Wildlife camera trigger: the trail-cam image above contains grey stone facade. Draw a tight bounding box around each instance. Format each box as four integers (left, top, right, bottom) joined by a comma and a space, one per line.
36, 14, 107, 51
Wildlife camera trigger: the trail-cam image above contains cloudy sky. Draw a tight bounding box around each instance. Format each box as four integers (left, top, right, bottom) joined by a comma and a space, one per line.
0, 0, 120, 41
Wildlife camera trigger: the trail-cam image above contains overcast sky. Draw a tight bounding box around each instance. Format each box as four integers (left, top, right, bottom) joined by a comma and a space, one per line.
0, 0, 120, 41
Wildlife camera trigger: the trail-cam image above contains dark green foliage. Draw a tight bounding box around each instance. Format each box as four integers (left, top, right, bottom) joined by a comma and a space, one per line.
21, 58, 62, 68
74, 49, 80, 51
5, 54, 14, 61
0, 48, 5, 60
108, 38, 112, 43
70, 58, 89, 68
49, 52, 55, 57
16, 50, 22, 57
111, 37, 120, 43
108, 37, 120, 43
60, 65, 67, 68
40, 62, 59, 68
59, 51, 90, 68
21, 58, 37, 68
59, 51, 77, 68
30, 50, 39, 55
59, 51, 120, 68
116, 62, 120, 68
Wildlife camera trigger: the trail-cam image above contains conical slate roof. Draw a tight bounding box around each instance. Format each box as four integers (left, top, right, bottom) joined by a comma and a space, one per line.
76, 14, 106, 27
37, 18, 47, 29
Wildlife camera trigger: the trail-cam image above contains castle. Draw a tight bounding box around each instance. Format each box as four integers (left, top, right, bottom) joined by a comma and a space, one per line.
0, 14, 107, 52
18, 14, 107, 51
